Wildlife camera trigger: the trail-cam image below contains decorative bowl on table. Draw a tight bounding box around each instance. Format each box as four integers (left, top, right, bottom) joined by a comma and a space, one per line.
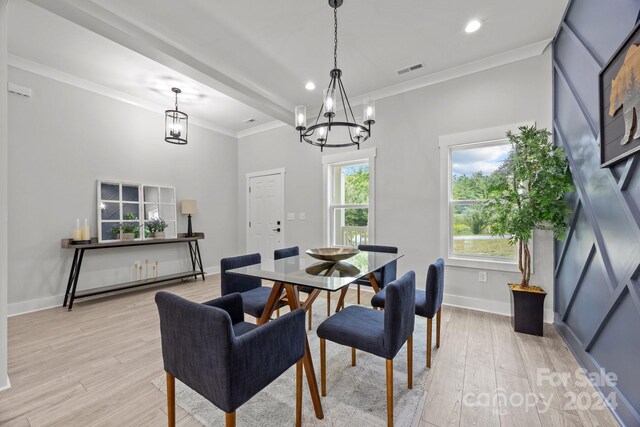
305, 247, 360, 262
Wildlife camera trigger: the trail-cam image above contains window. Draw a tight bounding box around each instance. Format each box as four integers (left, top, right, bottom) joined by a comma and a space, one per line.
449, 142, 515, 260
97, 181, 177, 242
323, 148, 376, 247
439, 123, 533, 271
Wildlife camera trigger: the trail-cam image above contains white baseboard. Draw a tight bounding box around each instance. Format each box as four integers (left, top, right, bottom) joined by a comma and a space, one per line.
0, 375, 11, 392
8, 295, 63, 317
443, 293, 554, 323
203, 266, 220, 276
9, 269, 221, 317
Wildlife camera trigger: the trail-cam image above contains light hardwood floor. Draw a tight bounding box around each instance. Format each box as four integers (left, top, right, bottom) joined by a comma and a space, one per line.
0, 276, 619, 427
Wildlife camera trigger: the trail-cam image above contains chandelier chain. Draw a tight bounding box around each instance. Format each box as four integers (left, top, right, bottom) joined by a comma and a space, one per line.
175, 92, 178, 110
333, 5, 338, 69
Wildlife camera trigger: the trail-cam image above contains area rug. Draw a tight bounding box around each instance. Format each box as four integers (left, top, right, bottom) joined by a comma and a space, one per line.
152, 310, 429, 426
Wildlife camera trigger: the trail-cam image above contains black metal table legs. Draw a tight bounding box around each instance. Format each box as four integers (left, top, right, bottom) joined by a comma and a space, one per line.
64, 248, 85, 311
62, 240, 205, 311
188, 241, 205, 281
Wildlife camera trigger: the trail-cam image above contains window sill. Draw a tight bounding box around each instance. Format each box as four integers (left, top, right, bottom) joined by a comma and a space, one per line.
446, 255, 520, 273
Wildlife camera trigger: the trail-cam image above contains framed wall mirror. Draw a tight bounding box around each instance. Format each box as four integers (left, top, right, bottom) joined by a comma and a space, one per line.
97, 180, 177, 242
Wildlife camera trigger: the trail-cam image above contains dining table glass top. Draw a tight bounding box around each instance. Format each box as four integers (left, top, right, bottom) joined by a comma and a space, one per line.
226, 250, 403, 291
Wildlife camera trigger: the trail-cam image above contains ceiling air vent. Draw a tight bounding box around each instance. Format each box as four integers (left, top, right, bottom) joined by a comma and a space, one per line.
397, 63, 424, 76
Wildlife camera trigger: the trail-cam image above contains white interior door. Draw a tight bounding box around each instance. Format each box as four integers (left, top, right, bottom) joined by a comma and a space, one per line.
247, 172, 284, 261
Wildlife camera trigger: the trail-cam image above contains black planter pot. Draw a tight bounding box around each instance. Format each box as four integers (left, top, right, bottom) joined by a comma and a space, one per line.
509, 284, 547, 336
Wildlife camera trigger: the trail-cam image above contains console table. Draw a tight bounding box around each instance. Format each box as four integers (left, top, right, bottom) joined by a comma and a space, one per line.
61, 233, 205, 310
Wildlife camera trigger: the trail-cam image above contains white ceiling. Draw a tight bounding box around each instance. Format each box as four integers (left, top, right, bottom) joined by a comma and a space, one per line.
7, 0, 568, 137
7, 0, 273, 135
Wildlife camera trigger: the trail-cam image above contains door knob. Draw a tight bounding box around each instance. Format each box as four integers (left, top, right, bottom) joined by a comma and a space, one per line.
272, 228, 281, 232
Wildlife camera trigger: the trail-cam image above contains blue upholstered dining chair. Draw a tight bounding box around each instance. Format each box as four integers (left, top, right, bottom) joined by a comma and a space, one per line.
317, 271, 416, 427
354, 244, 398, 304
221, 253, 285, 320
372, 258, 444, 368
156, 291, 306, 427
274, 246, 316, 330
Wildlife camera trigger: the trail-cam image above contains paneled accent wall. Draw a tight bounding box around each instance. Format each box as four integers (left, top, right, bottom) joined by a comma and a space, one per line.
553, 1, 640, 425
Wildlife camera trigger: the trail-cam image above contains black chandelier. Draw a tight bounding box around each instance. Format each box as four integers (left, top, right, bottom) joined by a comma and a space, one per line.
295, 0, 375, 152
165, 87, 188, 145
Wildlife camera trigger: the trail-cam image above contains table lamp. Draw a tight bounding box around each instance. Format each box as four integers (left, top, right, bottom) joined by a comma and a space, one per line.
181, 200, 197, 237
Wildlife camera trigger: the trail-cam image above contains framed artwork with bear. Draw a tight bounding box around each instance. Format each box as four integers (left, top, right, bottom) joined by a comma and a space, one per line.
600, 20, 640, 167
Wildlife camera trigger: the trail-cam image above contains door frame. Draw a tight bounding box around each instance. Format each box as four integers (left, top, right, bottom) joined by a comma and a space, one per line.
245, 168, 286, 254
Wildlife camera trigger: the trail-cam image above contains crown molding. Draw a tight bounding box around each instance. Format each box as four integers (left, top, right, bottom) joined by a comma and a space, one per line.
9, 36, 552, 141
237, 120, 288, 139
348, 38, 552, 107
237, 39, 552, 139
7, 54, 237, 138
26, 0, 293, 125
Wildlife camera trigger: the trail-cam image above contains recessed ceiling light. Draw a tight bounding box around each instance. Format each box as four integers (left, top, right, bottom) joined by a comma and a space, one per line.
465, 19, 482, 33
305, 81, 316, 91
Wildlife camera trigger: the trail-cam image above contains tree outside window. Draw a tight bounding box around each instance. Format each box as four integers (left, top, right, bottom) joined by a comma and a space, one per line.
450, 143, 516, 260
330, 162, 369, 247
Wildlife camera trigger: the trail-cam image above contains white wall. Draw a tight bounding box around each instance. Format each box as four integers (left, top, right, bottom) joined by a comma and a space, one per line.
7, 67, 238, 313
238, 52, 555, 320
0, 0, 10, 390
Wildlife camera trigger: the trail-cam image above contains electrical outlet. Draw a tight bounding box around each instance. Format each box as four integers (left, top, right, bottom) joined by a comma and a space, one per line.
478, 271, 487, 282
287, 212, 296, 220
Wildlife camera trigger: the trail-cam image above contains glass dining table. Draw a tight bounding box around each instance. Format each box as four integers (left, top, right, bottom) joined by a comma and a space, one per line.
226, 250, 403, 420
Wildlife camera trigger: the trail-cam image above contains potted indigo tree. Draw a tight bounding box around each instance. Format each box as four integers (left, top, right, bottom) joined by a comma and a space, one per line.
146, 218, 168, 239
480, 125, 573, 336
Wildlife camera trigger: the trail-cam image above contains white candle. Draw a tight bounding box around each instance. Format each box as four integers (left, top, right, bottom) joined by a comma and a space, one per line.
73, 218, 81, 240
81, 218, 90, 240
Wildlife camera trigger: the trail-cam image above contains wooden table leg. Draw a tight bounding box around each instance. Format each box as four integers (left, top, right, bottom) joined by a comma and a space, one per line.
368, 273, 381, 293
335, 286, 349, 313
284, 284, 324, 420
326, 290, 331, 316
257, 282, 284, 325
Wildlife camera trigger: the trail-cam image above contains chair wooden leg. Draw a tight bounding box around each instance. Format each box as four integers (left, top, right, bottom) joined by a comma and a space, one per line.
386, 359, 394, 427
351, 347, 356, 366
357, 283, 360, 304
427, 318, 433, 369
277, 307, 280, 317
166, 372, 175, 427
308, 304, 313, 331
320, 338, 327, 396
326, 291, 331, 316
225, 412, 236, 427
436, 307, 442, 348
407, 334, 413, 389
296, 360, 303, 427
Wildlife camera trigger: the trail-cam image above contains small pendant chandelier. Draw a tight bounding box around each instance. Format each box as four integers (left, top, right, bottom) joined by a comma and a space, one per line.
295, 0, 375, 152
165, 87, 188, 145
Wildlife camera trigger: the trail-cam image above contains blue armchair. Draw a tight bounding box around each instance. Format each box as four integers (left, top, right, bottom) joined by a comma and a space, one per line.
221, 253, 285, 321
317, 271, 416, 427
372, 258, 444, 368
156, 291, 306, 427
354, 245, 398, 304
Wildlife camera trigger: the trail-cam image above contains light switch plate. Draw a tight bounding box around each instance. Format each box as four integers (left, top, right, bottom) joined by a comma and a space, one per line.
299, 212, 306, 220
287, 212, 296, 220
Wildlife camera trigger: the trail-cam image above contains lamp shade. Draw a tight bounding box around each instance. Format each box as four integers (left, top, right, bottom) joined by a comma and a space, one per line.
181, 200, 197, 215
